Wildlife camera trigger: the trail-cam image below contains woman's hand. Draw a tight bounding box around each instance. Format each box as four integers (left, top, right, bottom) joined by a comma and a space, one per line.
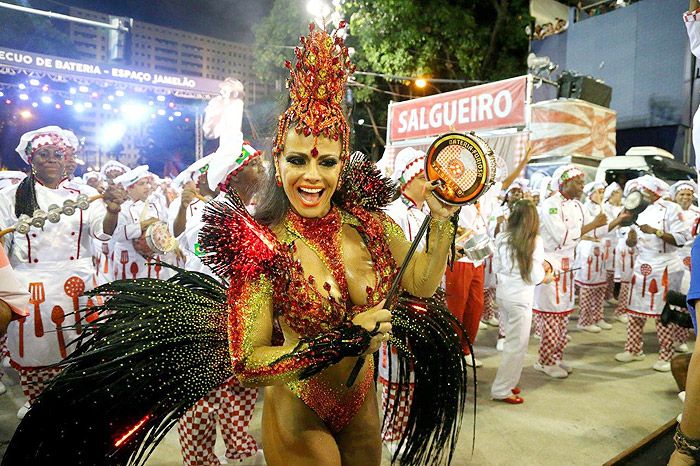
423, 181, 459, 221
352, 299, 391, 356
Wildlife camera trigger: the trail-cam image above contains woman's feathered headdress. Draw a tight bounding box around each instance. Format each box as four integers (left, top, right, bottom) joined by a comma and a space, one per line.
273, 22, 355, 161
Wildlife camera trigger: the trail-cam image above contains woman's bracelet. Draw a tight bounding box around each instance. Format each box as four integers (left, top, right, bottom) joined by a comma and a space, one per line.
674, 424, 700, 460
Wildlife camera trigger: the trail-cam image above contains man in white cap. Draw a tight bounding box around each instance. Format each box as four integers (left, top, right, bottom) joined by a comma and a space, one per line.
100, 159, 129, 183
533, 165, 623, 378
602, 182, 624, 304
171, 143, 265, 466
670, 180, 699, 353
575, 181, 614, 333
615, 175, 691, 371
612, 180, 640, 323
379, 146, 427, 453
112, 165, 175, 280
81, 171, 103, 191
0, 126, 126, 417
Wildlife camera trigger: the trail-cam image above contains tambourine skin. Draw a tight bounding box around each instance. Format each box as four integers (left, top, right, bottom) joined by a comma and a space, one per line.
424, 132, 496, 206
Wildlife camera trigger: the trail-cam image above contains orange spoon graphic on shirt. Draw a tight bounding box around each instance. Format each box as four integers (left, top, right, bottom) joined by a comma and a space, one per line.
649, 279, 659, 311
51, 305, 67, 358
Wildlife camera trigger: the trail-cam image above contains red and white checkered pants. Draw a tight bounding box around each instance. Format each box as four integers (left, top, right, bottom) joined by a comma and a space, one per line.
177, 378, 259, 466
604, 271, 615, 300
672, 308, 692, 345
533, 312, 542, 338
481, 287, 497, 322
0, 334, 7, 379
499, 313, 506, 339
578, 284, 606, 327
16, 365, 63, 403
536, 313, 570, 366
624, 314, 675, 361
380, 380, 414, 442
615, 282, 630, 317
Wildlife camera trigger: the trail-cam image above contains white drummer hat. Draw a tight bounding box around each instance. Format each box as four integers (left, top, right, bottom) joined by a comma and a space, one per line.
583, 180, 607, 197
603, 181, 621, 201
391, 147, 425, 189
636, 174, 669, 198
506, 178, 529, 194
101, 159, 129, 177
551, 164, 584, 193
0, 171, 27, 190
82, 171, 102, 182
172, 153, 216, 189
669, 180, 698, 199
15, 126, 79, 164
114, 165, 151, 189
206, 141, 262, 191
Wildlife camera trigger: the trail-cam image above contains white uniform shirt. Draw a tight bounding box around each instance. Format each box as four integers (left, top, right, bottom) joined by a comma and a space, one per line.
0, 179, 110, 367
628, 200, 691, 316
685, 8, 700, 172
112, 197, 173, 280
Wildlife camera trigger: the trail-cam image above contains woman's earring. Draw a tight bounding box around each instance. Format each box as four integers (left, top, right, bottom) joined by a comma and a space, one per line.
275, 173, 282, 187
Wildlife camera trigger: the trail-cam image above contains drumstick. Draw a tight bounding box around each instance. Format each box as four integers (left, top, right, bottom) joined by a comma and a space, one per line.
455, 229, 474, 244
346, 215, 433, 388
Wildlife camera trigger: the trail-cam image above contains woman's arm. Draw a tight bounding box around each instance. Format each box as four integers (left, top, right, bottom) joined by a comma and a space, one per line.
381, 213, 455, 298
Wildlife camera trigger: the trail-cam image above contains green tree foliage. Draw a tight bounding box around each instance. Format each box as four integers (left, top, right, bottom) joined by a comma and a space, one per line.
251, 0, 531, 156
0, 0, 79, 58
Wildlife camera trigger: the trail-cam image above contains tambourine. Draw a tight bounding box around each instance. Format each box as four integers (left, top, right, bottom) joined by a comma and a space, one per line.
424, 131, 497, 206
620, 189, 651, 226
132, 221, 177, 257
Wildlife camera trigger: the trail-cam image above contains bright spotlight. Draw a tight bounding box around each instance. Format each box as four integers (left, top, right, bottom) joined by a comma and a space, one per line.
79, 86, 89, 93
168, 116, 174, 121
84, 102, 93, 108
19, 94, 29, 100
115, 90, 125, 97
121, 103, 148, 122
18, 83, 26, 90
157, 109, 166, 116
69, 87, 77, 94
41, 84, 49, 92
415, 78, 427, 88
156, 95, 166, 102
31, 102, 38, 108
20, 110, 32, 119
64, 100, 73, 106
29, 79, 40, 86
357, 119, 365, 125
101, 122, 127, 147
102, 103, 112, 110
41, 95, 52, 104
173, 111, 182, 117
75, 103, 85, 113
307, 0, 331, 19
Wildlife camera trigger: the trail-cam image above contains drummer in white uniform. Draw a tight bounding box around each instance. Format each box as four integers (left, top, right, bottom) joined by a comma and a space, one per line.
172, 144, 266, 466
670, 180, 699, 353
0, 126, 126, 417
532, 165, 626, 378
615, 175, 691, 372
380, 147, 426, 452
112, 165, 176, 280
575, 181, 613, 333
613, 181, 639, 322
602, 182, 624, 304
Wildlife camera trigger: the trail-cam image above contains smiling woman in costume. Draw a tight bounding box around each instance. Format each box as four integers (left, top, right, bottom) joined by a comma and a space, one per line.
3, 24, 469, 466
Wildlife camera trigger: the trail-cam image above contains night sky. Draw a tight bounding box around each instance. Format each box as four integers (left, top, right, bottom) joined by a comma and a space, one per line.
29, 0, 275, 43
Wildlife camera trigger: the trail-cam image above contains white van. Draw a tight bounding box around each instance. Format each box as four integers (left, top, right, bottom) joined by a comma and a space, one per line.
594, 147, 696, 187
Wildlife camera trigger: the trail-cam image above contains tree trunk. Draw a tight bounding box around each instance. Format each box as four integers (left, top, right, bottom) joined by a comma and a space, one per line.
478, 0, 509, 80
364, 104, 386, 147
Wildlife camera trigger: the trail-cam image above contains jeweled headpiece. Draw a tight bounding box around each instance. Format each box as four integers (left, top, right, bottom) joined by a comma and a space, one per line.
273, 21, 355, 161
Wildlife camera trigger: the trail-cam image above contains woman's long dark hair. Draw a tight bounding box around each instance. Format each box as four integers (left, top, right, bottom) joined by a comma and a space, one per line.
14, 172, 39, 218
505, 199, 539, 283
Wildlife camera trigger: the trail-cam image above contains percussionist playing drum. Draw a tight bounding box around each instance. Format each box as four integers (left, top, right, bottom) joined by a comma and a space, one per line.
112, 165, 177, 280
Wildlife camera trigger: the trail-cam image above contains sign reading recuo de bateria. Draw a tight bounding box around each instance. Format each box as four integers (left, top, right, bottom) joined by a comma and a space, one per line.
0, 47, 220, 95
388, 76, 528, 143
